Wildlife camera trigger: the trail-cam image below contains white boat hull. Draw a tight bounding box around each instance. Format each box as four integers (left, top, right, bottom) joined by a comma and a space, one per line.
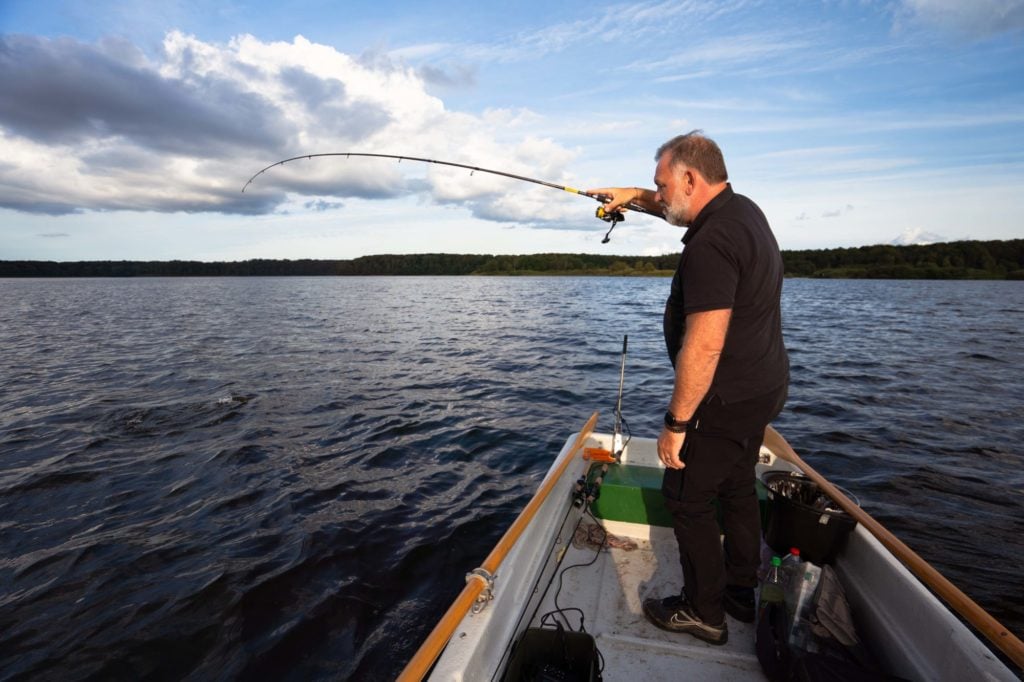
425, 430, 1017, 681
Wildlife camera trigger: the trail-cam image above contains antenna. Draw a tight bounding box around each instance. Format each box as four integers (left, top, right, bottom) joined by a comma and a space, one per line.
612, 334, 627, 461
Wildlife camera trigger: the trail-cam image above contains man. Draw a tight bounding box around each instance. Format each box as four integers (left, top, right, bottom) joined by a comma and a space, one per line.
590, 131, 788, 646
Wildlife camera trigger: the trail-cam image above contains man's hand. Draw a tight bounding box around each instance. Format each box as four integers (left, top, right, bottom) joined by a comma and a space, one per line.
657, 426, 686, 469
587, 186, 639, 214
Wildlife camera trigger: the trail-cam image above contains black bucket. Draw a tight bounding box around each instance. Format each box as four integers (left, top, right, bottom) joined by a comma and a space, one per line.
762, 471, 859, 565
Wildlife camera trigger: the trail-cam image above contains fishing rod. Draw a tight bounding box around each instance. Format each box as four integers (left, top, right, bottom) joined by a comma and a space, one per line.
241, 152, 660, 243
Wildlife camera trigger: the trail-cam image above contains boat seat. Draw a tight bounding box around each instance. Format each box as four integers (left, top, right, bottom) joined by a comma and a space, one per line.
588, 463, 770, 528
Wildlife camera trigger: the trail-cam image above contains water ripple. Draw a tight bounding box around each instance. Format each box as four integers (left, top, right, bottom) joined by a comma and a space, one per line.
0, 276, 1021, 680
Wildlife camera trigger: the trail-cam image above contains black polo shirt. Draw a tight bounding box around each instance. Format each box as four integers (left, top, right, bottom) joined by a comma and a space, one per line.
663, 184, 789, 403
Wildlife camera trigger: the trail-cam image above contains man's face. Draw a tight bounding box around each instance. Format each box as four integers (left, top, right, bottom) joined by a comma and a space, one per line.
654, 155, 691, 227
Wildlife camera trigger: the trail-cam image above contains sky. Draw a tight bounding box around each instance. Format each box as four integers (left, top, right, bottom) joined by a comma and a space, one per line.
1, 0, 1022, 261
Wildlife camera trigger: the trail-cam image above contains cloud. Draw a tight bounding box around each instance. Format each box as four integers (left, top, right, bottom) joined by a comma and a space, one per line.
822, 204, 854, 218
446, 0, 752, 64
625, 31, 810, 74
891, 227, 945, 245
0, 32, 582, 225
277, 66, 393, 138
417, 63, 477, 89
899, 0, 1024, 37
0, 34, 288, 156
38, 232, 70, 238
304, 199, 344, 212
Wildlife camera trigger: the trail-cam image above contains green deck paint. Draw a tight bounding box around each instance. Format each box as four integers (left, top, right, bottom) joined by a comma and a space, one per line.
587, 464, 769, 529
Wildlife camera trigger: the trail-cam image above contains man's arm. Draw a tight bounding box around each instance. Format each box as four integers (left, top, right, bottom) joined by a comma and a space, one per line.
587, 186, 663, 217
658, 307, 732, 469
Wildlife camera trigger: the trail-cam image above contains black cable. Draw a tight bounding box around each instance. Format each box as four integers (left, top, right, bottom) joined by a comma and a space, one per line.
534, 503, 609, 675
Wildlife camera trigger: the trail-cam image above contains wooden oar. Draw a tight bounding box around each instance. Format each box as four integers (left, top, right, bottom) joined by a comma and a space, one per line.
397, 411, 599, 681
763, 425, 1024, 670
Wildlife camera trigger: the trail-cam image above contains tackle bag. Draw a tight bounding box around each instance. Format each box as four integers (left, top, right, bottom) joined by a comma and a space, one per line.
755, 564, 910, 681
501, 626, 601, 682
755, 598, 793, 681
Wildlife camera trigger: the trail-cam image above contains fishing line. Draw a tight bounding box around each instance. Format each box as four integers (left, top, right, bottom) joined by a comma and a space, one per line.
242, 152, 660, 242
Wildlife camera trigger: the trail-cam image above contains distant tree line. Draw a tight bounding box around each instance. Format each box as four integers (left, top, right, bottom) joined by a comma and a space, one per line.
782, 240, 1024, 279
1, 240, 1021, 279
0, 253, 680, 277
0, 259, 346, 277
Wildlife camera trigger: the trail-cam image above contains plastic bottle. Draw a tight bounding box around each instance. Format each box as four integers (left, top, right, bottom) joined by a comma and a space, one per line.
785, 559, 822, 653
755, 556, 784, 630
780, 547, 802, 598
760, 557, 784, 604
781, 547, 801, 572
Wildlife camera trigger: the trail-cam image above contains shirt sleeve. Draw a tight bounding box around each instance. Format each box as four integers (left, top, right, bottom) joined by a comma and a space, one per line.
681, 233, 739, 314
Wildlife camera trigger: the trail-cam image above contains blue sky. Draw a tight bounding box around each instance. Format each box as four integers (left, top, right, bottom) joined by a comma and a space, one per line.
1, 0, 1022, 261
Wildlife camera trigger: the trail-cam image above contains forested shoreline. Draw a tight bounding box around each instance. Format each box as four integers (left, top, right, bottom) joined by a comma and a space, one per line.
2, 239, 1021, 279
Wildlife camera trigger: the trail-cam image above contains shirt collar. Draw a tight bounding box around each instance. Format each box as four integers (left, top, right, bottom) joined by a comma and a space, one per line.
681, 183, 734, 245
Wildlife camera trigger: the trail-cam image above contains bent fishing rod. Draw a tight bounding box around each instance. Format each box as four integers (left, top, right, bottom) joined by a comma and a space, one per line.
241, 152, 660, 243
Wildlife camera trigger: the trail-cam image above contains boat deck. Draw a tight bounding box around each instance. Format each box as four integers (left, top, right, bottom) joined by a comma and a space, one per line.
423, 430, 1018, 681
527, 520, 766, 681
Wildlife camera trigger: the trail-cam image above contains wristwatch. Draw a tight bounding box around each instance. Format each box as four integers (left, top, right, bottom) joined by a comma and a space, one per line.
664, 411, 689, 433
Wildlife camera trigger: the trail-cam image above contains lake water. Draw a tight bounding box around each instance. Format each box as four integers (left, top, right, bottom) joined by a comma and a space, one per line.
1, 276, 1021, 680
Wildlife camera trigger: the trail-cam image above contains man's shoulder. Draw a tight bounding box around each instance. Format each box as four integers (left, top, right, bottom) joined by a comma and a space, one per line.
715, 190, 765, 221
700, 192, 771, 244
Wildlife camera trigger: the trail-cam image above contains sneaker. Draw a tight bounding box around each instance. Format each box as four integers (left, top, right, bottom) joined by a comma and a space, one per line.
642, 594, 728, 645
724, 585, 755, 623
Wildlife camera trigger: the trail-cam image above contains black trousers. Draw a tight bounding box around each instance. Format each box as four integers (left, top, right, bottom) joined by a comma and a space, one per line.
661, 384, 787, 624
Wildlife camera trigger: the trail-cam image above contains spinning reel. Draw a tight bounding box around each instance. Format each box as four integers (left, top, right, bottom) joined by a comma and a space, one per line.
595, 205, 625, 244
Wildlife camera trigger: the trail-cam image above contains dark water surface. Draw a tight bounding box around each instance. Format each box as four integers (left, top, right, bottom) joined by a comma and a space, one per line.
1, 277, 1022, 680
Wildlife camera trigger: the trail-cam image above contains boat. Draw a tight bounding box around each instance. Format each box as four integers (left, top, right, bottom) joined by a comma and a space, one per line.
398, 412, 1023, 681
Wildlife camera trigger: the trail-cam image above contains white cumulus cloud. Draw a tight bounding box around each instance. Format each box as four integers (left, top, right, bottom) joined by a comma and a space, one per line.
891, 227, 946, 245
0, 32, 584, 227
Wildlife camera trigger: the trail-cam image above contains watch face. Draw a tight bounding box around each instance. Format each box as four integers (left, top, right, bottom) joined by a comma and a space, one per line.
664, 411, 687, 431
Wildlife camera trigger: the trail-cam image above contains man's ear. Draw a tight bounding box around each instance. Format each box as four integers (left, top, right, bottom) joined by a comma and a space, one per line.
683, 169, 695, 194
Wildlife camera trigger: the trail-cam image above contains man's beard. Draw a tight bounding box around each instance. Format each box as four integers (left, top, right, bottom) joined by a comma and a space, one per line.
663, 195, 689, 227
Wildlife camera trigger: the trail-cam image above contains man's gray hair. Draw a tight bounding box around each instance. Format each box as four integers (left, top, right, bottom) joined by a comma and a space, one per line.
655, 130, 728, 184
